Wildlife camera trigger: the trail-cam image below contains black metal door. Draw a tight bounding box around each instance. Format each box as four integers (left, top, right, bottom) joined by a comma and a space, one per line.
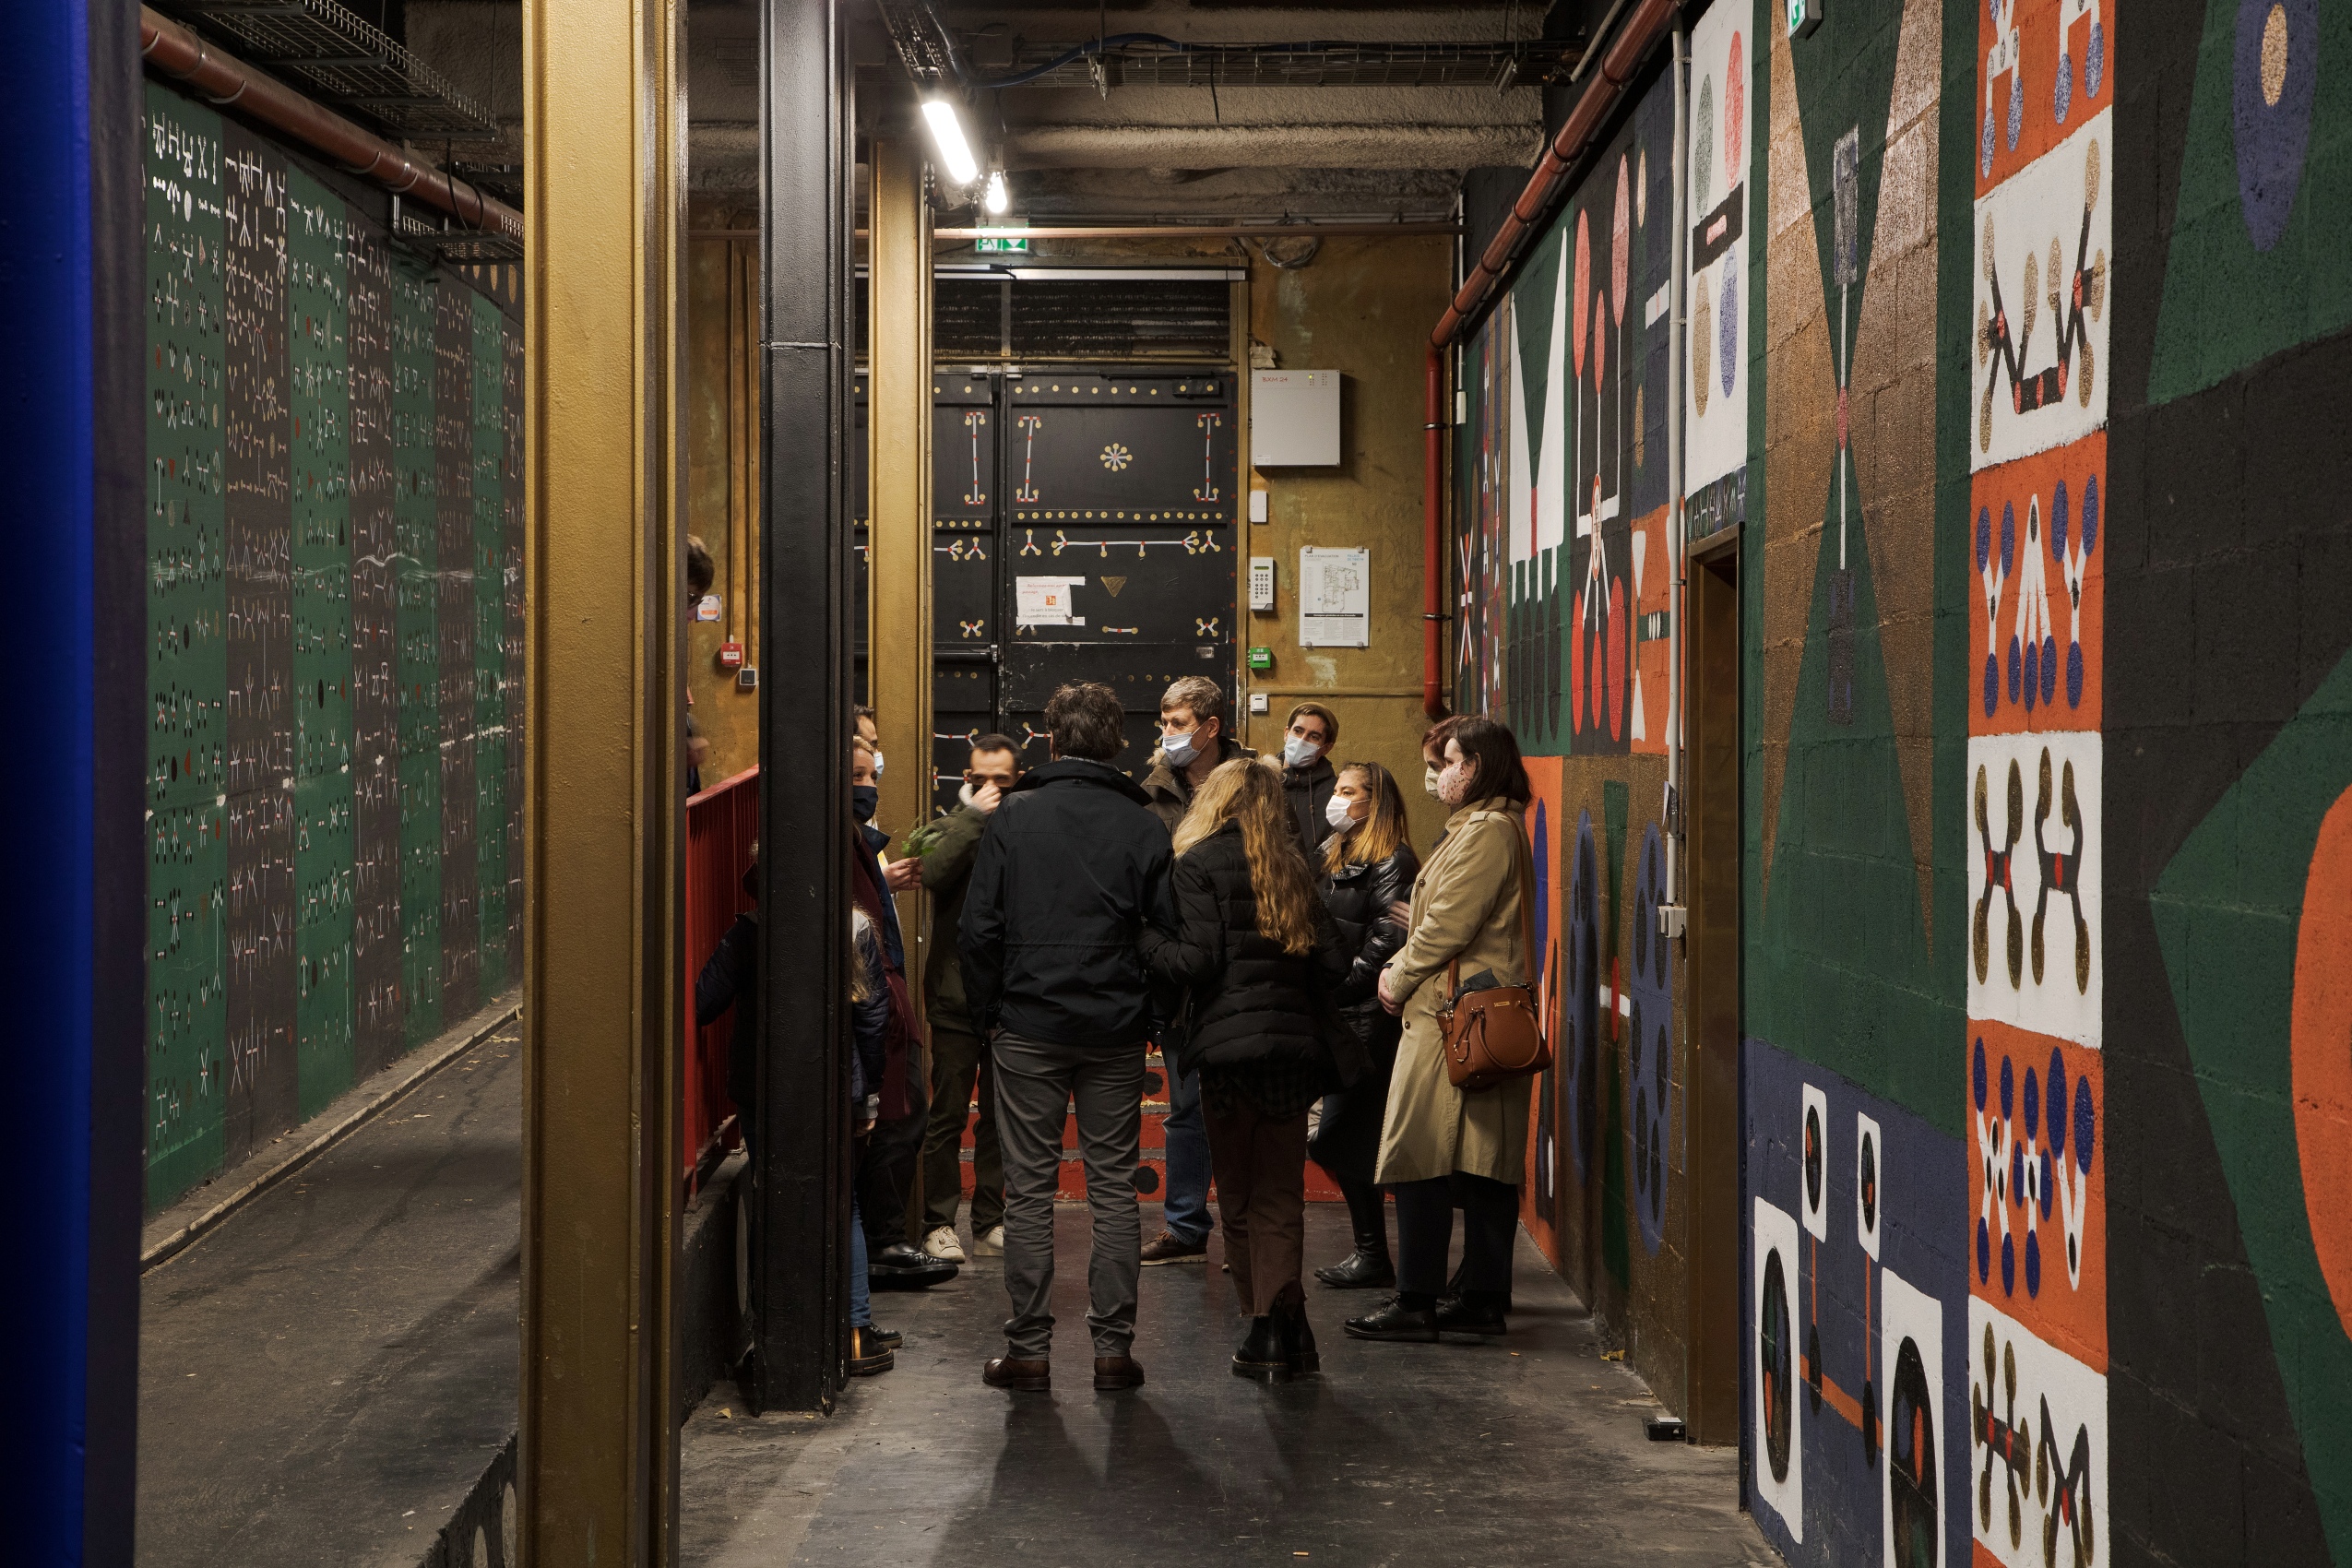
854, 365, 1238, 811
997, 367, 1238, 775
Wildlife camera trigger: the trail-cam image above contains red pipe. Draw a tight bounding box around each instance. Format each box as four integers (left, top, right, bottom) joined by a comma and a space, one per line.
1423, 345, 1447, 719
1421, 0, 1680, 717
139, 6, 520, 240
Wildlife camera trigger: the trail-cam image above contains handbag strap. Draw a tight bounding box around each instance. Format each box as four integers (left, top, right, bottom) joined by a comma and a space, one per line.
1443, 809, 1539, 1004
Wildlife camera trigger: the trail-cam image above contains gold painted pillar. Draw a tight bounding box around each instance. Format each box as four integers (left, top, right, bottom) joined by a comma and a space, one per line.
519, 0, 685, 1558
867, 139, 933, 953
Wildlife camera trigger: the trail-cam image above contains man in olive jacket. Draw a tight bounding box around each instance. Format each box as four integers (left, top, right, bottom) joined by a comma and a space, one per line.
912, 735, 1020, 1264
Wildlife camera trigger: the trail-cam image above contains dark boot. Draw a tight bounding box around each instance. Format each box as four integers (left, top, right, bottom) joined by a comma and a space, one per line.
1231, 1315, 1292, 1383
847, 1325, 896, 1377
871, 1241, 958, 1290
1446, 1256, 1510, 1313
1315, 1180, 1396, 1289
1276, 1292, 1321, 1375
1344, 1292, 1440, 1343
1435, 1289, 1510, 1341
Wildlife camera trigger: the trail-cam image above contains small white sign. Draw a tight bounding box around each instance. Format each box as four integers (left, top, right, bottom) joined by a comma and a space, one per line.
1298, 547, 1369, 648
695, 594, 722, 623
1015, 576, 1086, 626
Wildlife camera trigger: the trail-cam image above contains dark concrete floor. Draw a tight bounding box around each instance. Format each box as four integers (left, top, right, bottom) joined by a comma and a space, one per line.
137, 1026, 521, 1568
679, 1205, 1771, 1567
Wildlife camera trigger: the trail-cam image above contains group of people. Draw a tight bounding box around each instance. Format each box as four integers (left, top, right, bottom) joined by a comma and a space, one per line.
704, 673, 1539, 1388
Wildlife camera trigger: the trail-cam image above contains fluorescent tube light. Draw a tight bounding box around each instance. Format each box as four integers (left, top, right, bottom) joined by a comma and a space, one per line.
983, 170, 1009, 215
922, 100, 980, 186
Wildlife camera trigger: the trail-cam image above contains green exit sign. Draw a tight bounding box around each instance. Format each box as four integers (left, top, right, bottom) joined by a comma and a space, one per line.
1787, 0, 1822, 38
974, 231, 1030, 255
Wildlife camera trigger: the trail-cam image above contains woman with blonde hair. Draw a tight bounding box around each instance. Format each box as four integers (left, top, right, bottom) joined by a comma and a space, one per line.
1306, 760, 1420, 1289
1142, 759, 1353, 1381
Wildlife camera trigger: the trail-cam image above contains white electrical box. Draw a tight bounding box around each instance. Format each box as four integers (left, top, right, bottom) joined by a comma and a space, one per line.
1248, 556, 1277, 612
1251, 370, 1341, 466
1248, 692, 1270, 715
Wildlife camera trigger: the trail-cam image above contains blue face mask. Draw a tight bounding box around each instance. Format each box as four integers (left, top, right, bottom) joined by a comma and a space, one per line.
851, 784, 879, 823
1161, 730, 1199, 767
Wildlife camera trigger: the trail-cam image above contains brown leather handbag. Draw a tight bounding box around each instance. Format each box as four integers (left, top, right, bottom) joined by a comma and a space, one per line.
1436, 822, 1551, 1091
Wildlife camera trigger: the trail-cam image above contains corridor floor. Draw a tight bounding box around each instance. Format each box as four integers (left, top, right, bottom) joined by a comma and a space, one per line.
680, 1205, 1770, 1567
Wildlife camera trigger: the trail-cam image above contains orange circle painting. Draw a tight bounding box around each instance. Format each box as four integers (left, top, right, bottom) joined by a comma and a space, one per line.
2294, 782, 2352, 1340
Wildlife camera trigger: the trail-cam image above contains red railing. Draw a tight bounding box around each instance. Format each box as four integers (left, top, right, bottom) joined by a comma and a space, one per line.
684, 765, 759, 1191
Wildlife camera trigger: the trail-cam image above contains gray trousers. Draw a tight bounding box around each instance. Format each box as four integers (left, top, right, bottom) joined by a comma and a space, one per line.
991, 1028, 1144, 1359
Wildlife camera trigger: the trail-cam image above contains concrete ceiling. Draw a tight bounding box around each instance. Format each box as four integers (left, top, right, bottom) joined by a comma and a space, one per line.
399, 1, 1550, 220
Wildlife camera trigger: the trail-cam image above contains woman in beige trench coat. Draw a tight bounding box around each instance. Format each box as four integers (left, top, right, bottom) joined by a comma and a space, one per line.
1345, 717, 1535, 1346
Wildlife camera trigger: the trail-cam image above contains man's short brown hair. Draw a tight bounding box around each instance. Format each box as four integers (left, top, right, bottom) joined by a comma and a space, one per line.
1044, 683, 1127, 762
1159, 675, 1227, 727
1286, 701, 1339, 747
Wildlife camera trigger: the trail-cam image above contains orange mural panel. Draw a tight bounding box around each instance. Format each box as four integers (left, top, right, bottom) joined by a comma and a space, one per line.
1975, 0, 2115, 197
1967, 430, 2104, 737
1968, 1019, 2106, 1372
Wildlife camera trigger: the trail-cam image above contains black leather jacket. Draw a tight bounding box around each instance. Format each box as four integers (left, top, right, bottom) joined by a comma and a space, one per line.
1318, 839, 1421, 1049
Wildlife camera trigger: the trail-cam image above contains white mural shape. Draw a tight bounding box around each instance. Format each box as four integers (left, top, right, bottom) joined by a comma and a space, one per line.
1882, 1265, 1946, 1568
1754, 1196, 1804, 1544
1683, 3, 1751, 529
1969, 1299, 2107, 1568
1972, 108, 2112, 469
1966, 732, 2101, 1048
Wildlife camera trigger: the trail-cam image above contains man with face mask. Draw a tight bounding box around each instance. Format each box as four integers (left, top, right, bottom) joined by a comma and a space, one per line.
910, 734, 1022, 1264
1278, 701, 1341, 858
850, 735, 956, 1289
1136, 677, 1269, 1265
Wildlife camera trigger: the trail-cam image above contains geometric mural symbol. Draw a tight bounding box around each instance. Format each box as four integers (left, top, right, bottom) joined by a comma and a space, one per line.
1564, 812, 1600, 1182
1755, 1195, 1804, 1543
1628, 823, 1672, 1253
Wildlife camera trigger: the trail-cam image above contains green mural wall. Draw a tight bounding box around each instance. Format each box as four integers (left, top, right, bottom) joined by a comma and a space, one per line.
142, 79, 523, 1213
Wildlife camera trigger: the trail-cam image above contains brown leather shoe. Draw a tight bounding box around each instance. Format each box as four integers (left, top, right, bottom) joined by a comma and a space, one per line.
1139, 1230, 1207, 1265
982, 1356, 1051, 1392
1093, 1355, 1146, 1392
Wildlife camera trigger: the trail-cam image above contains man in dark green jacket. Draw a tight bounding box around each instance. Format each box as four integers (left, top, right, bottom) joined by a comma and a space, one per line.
914, 733, 1022, 1263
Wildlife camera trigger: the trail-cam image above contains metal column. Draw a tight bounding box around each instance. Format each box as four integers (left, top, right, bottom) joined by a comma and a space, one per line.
518, 0, 687, 1556
753, 0, 854, 1413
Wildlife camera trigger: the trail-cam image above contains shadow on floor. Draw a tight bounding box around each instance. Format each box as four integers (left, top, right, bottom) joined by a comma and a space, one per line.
679, 1204, 1771, 1567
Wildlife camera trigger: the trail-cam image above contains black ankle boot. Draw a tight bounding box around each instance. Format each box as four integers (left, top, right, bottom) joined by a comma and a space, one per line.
1344, 1293, 1439, 1343
1232, 1315, 1291, 1383
1318, 1180, 1396, 1288
1435, 1289, 1509, 1340
1275, 1292, 1321, 1375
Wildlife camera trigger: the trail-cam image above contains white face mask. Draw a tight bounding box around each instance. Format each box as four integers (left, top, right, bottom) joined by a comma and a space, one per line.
1161, 730, 1199, 767
1437, 761, 1476, 807
1423, 763, 1443, 799
1324, 791, 1361, 829
870, 748, 885, 777
1284, 735, 1324, 768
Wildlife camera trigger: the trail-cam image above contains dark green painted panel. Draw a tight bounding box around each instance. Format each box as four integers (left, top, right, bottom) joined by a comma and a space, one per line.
392, 254, 443, 1047
288, 169, 354, 1116
143, 81, 229, 1208
470, 293, 508, 996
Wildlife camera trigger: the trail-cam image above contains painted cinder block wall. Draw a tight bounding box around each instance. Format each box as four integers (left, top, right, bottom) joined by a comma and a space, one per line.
1456, 0, 2352, 1562
143, 79, 525, 1213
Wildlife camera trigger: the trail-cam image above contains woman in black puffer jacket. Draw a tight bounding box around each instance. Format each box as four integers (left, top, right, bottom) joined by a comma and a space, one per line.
1306, 761, 1420, 1289
1143, 758, 1355, 1383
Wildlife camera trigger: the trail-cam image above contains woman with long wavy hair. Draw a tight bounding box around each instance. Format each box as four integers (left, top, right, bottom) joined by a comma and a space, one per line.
1306, 760, 1420, 1288
1142, 759, 1354, 1382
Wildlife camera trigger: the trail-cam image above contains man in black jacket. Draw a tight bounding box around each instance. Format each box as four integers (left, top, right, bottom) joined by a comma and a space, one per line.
959, 682, 1173, 1394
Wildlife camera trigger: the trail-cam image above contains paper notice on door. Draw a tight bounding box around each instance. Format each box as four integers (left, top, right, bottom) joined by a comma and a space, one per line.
1299, 547, 1369, 647
1016, 576, 1087, 626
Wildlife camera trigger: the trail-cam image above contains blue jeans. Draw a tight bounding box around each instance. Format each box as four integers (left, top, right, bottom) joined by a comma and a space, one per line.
850, 1194, 873, 1328
1162, 1064, 1212, 1245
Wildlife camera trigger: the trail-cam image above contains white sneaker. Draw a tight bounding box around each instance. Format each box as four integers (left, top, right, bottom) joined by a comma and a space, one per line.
971, 1225, 1005, 1258
922, 1225, 967, 1263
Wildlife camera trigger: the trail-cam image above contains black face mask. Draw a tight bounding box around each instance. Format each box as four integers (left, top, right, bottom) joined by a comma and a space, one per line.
851, 784, 879, 823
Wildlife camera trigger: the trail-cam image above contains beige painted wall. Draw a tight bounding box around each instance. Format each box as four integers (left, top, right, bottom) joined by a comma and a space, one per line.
1237, 234, 1453, 849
